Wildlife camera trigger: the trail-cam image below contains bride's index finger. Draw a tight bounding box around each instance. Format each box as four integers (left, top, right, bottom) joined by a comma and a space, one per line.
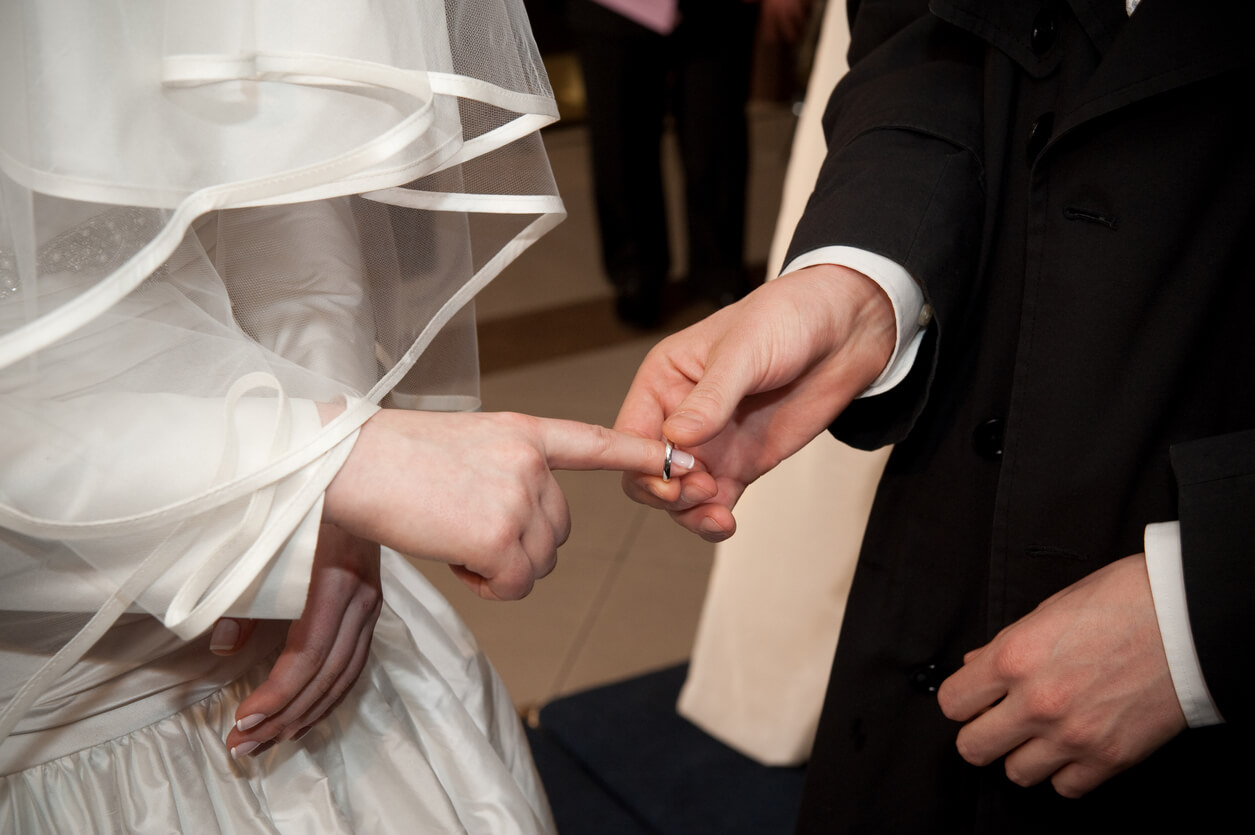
538, 418, 697, 476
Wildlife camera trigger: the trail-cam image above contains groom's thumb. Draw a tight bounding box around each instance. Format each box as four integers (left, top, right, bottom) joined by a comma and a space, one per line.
662, 359, 752, 447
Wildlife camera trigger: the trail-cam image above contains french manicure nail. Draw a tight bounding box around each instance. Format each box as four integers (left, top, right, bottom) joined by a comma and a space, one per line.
236, 713, 266, 732
671, 449, 696, 471
230, 739, 260, 759
209, 619, 240, 652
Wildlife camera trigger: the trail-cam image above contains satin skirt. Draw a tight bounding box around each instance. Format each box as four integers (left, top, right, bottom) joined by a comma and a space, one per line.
0, 552, 556, 834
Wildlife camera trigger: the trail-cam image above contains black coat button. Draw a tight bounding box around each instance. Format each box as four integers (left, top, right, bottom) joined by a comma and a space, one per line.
911, 664, 945, 694
972, 418, 1004, 460
1031, 8, 1058, 56
1027, 112, 1053, 163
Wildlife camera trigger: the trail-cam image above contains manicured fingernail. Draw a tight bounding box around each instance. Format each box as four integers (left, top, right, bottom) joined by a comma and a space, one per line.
236, 713, 266, 732
665, 411, 703, 435
671, 449, 695, 471
230, 740, 260, 759
210, 619, 240, 652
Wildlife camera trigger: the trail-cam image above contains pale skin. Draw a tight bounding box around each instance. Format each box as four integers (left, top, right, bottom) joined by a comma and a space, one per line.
217, 524, 382, 757
213, 408, 691, 757
614, 263, 1187, 796
937, 553, 1186, 797
615, 265, 897, 541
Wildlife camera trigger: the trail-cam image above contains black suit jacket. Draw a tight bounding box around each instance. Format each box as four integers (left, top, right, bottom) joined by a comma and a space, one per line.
785, 1, 1254, 831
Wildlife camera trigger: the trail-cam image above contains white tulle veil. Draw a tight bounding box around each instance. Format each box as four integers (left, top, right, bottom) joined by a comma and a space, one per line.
0, 0, 564, 739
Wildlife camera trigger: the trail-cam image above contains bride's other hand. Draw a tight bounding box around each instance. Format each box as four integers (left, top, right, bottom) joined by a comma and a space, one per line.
208, 616, 259, 656
323, 409, 693, 602
224, 524, 381, 757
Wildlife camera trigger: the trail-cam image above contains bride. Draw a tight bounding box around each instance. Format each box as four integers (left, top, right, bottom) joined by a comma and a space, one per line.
0, 1, 682, 831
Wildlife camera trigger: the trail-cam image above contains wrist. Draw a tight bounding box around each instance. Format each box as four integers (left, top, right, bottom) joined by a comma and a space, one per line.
799, 264, 897, 392
321, 409, 383, 534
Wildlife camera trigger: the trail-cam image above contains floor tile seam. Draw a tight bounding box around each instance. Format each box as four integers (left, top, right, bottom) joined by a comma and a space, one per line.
547, 503, 650, 698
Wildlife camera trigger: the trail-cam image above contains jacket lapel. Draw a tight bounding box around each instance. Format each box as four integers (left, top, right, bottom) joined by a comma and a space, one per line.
1058, 0, 1253, 137
934, 0, 1251, 138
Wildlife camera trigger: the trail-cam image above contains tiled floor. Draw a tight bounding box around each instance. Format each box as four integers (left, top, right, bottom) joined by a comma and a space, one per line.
413, 100, 798, 711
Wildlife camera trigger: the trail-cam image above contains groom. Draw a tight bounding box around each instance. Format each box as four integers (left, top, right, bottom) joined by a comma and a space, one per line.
615, 0, 1252, 831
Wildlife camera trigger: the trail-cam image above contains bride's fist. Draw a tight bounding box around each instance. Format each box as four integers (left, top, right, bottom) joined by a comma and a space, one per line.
324, 409, 691, 600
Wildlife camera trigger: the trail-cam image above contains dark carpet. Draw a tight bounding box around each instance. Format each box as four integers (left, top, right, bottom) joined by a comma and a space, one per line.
525, 664, 807, 835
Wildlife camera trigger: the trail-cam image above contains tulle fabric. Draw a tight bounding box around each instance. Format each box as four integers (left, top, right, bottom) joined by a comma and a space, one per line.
0, 0, 564, 627
0, 0, 564, 739
0, 553, 556, 834
0, 0, 565, 827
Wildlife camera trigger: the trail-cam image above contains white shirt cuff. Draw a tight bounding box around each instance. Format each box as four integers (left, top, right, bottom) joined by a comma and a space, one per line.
1144, 521, 1224, 727
780, 246, 929, 397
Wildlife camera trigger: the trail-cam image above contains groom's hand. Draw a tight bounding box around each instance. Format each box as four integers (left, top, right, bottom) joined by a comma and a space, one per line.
937, 554, 1187, 797
615, 266, 896, 540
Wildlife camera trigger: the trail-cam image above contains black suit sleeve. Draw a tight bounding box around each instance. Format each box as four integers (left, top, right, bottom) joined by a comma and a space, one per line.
783, 1, 986, 449
1170, 428, 1255, 722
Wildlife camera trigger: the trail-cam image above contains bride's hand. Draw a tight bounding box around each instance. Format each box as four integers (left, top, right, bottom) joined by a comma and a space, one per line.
222, 524, 381, 757
323, 409, 692, 601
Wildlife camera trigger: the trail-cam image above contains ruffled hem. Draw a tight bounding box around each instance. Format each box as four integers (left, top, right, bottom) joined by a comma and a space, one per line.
0, 554, 555, 834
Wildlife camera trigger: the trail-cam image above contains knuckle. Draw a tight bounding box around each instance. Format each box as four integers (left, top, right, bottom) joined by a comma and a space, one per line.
494, 440, 528, 469
350, 590, 381, 623
643, 337, 679, 366
520, 432, 548, 463
288, 644, 323, 673
534, 548, 558, 579
551, 499, 573, 546
684, 386, 725, 414
483, 520, 522, 554
502, 442, 549, 481
495, 575, 533, 601
1085, 736, 1131, 773
1024, 683, 1071, 722
259, 710, 300, 741
1056, 717, 1098, 752
496, 411, 533, 433
309, 668, 338, 701
991, 639, 1036, 681
1104, 743, 1133, 771
587, 423, 616, 457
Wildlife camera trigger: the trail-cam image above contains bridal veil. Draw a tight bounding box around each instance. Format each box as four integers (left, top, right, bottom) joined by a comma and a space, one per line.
0, 1, 564, 830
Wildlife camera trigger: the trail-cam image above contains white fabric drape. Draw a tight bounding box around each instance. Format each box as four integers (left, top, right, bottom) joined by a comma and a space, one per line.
2, 553, 556, 833
1, 2, 564, 829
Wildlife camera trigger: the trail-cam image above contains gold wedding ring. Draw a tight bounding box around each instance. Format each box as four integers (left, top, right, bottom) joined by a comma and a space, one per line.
663, 440, 674, 482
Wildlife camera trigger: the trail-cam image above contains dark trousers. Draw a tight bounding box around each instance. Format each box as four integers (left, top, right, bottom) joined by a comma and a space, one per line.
569, 0, 759, 303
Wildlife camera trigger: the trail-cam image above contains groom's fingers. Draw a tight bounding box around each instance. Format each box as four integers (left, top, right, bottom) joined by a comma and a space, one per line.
537, 417, 697, 476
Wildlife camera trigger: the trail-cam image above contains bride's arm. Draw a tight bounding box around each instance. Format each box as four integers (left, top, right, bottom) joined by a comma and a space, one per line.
208, 200, 379, 392
219, 406, 694, 753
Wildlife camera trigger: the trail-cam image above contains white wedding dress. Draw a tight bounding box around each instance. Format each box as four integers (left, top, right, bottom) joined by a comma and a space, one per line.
0, 1, 563, 831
